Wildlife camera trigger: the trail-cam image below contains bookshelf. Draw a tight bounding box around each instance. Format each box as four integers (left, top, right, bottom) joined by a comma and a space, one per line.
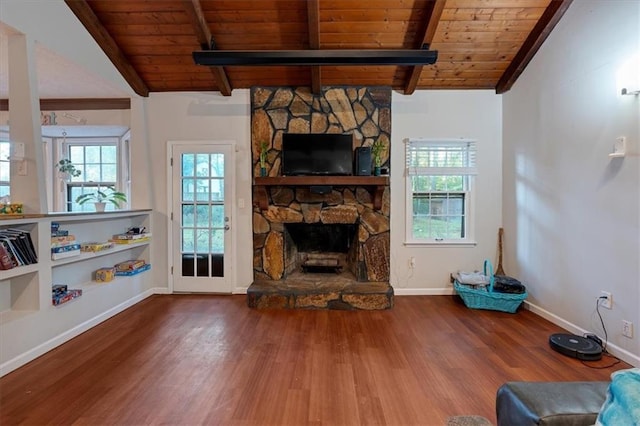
0, 210, 153, 376
0, 263, 39, 280
0, 220, 39, 279
0, 220, 40, 321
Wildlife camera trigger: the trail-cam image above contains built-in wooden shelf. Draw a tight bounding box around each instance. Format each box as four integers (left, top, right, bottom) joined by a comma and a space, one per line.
253, 176, 389, 210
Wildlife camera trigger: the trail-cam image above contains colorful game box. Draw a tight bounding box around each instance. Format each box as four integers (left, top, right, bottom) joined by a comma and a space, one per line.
94, 267, 116, 282
115, 259, 146, 272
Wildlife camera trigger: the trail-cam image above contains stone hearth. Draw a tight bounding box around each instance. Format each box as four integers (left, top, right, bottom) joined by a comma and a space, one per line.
249, 86, 393, 310
248, 274, 393, 310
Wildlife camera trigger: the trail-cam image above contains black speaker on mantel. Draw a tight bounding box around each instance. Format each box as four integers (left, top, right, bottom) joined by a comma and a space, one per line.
355, 146, 372, 176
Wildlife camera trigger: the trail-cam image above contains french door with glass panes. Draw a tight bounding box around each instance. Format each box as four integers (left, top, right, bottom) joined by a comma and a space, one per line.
171, 143, 233, 293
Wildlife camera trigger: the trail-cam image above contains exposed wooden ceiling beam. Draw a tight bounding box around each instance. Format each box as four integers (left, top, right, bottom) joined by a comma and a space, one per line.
404, 0, 446, 95
307, 0, 322, 94
63, 0, 149, 97
183, 0, 232, 96
495, 0, 574, 94
0, 98, 131, 111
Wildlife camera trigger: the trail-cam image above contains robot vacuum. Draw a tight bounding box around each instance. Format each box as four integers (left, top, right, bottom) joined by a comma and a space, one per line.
549, 333, 603, 361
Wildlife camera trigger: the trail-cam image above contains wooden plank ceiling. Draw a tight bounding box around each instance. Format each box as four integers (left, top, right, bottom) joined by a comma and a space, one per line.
64, 0, 572, 97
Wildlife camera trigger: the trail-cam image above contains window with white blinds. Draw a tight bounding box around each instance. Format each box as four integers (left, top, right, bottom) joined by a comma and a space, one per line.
405, 139, 477, 243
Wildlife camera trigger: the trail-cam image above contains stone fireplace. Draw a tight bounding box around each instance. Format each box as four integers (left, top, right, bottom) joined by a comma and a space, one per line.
247, 86, 393, 310
254, 186, 390, 282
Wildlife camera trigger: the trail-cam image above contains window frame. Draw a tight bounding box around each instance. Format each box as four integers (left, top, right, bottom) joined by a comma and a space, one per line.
404, 138, 477, 247
0, 134, 10, 198
55, 136, 128, 212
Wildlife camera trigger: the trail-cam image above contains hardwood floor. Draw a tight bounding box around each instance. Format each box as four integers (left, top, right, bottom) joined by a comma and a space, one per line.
0, 295, 628, 425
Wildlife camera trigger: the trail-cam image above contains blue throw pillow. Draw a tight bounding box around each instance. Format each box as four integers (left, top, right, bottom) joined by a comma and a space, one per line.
595, 368, 640, 426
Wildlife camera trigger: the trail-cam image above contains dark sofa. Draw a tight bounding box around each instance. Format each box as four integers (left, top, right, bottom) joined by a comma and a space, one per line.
496, 381, 609, 426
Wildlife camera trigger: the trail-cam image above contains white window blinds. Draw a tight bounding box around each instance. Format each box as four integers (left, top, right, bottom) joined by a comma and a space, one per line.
405, 139, 477, 176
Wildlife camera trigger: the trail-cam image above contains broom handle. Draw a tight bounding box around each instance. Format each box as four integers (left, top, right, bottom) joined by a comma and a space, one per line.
496, 228, 505, 275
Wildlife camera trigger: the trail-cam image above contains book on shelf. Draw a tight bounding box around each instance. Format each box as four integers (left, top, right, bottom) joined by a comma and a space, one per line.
1, 238, 24, 267
0, 242, 16, 270
7, 229, 38, 263
0, 229, 37, 267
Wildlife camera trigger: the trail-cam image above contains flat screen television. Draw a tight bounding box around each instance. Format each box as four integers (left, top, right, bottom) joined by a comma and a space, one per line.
281, 133, 353, 176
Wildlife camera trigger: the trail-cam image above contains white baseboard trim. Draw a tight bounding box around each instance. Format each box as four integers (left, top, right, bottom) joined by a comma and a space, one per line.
524, 301, 640, 367
0, 289, 156, 378
233, 287, 248, 295
152, 287, 172, 295
393, 287, 455, 296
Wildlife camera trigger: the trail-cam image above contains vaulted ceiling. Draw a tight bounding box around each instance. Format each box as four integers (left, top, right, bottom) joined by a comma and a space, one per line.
65, 0, 572, 97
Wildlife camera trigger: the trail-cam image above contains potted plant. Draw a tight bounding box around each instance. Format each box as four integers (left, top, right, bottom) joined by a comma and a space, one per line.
371, 139, 385, 176
75, 186, 127, 212
55, 159, 81, 180
259, 141, 269, 176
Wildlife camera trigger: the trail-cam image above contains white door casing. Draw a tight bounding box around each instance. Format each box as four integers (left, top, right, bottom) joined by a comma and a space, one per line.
169, 141, 235, 293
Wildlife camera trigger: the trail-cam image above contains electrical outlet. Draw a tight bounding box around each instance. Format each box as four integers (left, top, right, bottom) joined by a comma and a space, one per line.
409, 256, 416, 269
17, 160, 27, 176
622, 320, 633, 338
600, 291, 612, 309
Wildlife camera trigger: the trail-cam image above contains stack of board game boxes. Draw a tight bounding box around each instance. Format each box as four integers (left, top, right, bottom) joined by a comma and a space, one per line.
80, 241, 114, 253
114, 259, 151, 276
50, 222, 80, 260
110, 231, 152, 245
52, 284, 82, 306
94, 259, 151, 282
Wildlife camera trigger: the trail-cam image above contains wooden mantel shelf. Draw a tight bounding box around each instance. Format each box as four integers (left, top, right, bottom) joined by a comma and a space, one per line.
254, 176, 389, 210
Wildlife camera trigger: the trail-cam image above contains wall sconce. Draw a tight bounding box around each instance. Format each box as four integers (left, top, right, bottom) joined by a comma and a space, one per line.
609, 137, 626, 158
618, 53, 639, 95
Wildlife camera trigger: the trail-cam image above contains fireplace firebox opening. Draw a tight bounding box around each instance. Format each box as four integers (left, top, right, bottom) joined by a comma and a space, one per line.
284, 222, 358, 276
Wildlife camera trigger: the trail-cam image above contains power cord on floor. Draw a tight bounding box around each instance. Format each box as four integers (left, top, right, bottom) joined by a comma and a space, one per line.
580, 297, 621, 369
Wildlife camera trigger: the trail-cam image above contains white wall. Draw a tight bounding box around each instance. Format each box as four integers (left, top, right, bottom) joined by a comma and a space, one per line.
391, 90, 503, 293
138, 92, 254, 292
140, 90, 503, 295
503, 0, 640, 363
0, 0, 134, 97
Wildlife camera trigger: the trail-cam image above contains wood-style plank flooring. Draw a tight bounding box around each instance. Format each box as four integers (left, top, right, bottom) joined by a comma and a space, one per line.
0, 295, 629, 425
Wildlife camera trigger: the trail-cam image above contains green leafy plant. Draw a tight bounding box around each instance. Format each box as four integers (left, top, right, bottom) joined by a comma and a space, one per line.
75, 186, 127, 207
259, 141, 269, 168
55, 159, 81, 177
371, 139, 385, 167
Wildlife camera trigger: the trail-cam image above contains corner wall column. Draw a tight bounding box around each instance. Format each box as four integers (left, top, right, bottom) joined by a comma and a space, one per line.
8, 34, 47, 213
